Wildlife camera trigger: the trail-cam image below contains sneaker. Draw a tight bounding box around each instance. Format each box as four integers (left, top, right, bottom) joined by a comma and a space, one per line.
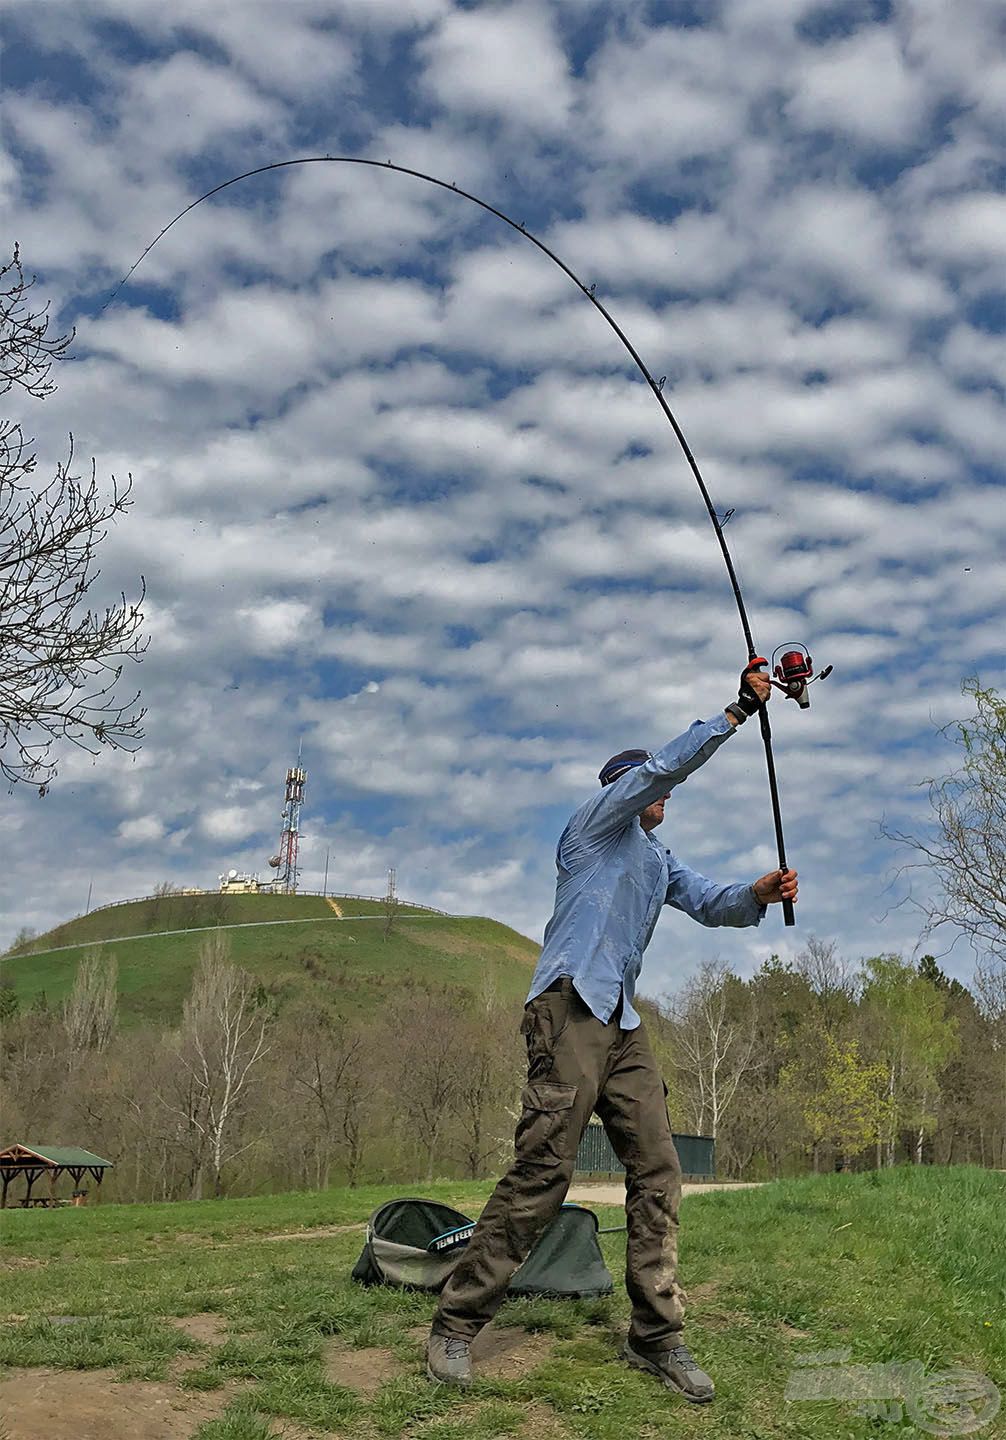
426, 1330, 473, 1387
622, 1338, 715, 1403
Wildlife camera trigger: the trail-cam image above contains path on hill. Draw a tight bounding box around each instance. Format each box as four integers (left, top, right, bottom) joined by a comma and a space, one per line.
16, 912, 477, 959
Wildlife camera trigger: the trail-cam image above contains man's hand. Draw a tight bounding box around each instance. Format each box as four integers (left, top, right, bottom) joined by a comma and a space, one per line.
725, 661, 773, 725
753, 868, 798, 906
740, 662, 772, 710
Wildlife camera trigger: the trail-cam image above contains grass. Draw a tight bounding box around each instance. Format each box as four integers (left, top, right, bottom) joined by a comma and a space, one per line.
1, 1167, 1003, 1438
0, 893, 539, 1024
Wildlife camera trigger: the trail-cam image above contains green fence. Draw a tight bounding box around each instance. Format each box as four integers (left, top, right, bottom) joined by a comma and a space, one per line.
575, 1119, 714, 1179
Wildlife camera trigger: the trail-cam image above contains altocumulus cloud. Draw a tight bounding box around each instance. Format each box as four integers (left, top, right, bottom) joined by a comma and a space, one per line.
2, 0, 1003, 996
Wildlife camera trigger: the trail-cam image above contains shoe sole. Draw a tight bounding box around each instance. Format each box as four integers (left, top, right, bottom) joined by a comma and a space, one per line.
622, 1347, 714, 1404
426, 1363, 471, 1388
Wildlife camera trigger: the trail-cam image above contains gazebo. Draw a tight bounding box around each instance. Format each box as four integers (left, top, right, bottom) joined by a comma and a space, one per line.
0, 1143, 114, 1208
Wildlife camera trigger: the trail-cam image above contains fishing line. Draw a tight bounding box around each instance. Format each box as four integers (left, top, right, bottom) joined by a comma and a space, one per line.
104, 154, 797, 924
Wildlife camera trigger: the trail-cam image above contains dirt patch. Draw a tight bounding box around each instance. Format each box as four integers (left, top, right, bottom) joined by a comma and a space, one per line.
0, 1256, 45, 1271
167, 1312, 228, 1346
323, 1338, 405, 1395
165, 1313, 229, 1377
778, 1320, 812, 1338
684, 1280, 720, 1304
470, 1324, 555, 1380
249, 1223, 364, 1244
514, 1400, 575, 1439
407, 1322, 554, 1381
0, 1366, 238, 1440
104, 1223, 366, 1262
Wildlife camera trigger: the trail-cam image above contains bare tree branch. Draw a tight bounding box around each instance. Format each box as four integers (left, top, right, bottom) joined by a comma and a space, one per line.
662, 958, 759, 1140
881, 681, 1006, 966
1, 246, 147, 788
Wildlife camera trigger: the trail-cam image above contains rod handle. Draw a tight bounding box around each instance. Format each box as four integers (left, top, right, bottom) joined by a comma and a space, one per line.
782, 896, 795, 927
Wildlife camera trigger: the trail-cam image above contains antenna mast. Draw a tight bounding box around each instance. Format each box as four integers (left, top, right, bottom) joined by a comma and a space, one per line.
268, 750, 307, 894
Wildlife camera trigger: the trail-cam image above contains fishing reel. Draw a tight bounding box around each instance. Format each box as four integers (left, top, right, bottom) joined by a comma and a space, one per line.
767, 643, 832, 709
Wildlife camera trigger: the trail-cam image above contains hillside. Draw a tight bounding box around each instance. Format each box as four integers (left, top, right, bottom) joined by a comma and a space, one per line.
0, 891, 540, 1025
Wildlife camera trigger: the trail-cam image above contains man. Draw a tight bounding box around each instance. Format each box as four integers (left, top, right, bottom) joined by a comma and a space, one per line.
427, 664, 798, 1402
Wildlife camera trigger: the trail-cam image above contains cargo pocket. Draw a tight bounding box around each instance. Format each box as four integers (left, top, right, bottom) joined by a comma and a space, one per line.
514, 1081, 577, 1167
520, 992, 571, 1081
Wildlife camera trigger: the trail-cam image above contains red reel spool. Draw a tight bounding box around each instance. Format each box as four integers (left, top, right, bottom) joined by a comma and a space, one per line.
776, 649, 813, 684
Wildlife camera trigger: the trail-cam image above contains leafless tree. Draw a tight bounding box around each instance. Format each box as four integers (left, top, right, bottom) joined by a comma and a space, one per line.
3, 925, 37, 956
663, 959, 759, 1140
62, 946, 118, 1056
384, 988, 462, 1181
450, 980, 523, 1179
794, 935, 858, 1033
1, 246, 146, 788
974, 957, 1006, 1168
0, 1001, 68, 1143
883, 680, 1006, 966
277, 1005, 375, 1188
165, 934, 272, 1197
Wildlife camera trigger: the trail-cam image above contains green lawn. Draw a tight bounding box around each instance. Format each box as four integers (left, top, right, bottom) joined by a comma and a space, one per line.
1, 894, 538, 1024
1, 1167, 1003, 1439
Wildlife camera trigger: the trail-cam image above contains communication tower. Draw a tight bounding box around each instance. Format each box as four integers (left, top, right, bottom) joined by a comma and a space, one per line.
268, 752, 307, 894
386, 867, 397, 904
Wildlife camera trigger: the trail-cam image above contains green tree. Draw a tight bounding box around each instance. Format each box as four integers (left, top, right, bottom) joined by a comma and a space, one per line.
785, 1033, 891, 1169
860, 955, 959, 1165
0, 980, 19, 1022
717, 957, 816, 1178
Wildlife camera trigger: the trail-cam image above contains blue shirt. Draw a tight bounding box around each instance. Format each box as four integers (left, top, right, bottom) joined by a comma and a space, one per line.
527, 712, 765, 1029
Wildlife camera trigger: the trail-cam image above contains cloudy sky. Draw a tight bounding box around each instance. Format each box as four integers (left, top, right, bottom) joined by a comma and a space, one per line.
3, 0, 1003, 993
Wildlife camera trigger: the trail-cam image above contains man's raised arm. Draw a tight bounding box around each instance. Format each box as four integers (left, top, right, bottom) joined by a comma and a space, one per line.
573, 713, 737, 847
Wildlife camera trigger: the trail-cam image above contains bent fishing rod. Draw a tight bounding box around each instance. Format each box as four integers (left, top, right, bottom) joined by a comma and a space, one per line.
106, 155, 829, 926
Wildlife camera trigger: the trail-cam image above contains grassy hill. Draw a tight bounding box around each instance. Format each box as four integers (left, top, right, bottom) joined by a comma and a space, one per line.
0, 891, 539, 1025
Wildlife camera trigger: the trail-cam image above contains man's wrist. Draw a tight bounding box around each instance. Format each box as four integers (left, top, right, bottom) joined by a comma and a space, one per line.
725, 701, 748, 727
750, 881, 766, 908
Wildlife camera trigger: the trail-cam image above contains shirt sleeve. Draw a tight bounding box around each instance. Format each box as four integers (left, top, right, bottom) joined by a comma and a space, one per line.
570, 713, 735, 851
664, 852, 766, 928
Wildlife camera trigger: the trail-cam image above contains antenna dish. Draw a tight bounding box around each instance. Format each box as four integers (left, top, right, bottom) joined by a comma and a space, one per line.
228, 868, 238, 879
268, 855, 281, 868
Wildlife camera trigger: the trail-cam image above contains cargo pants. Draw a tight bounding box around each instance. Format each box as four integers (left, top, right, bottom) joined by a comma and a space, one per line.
432, 976, 685, 1352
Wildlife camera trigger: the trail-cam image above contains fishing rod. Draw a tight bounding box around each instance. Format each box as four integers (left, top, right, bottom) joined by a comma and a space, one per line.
105, 154, 824, 926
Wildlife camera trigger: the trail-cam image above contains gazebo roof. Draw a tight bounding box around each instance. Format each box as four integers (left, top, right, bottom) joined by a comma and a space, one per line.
0, 1143, 114, 1169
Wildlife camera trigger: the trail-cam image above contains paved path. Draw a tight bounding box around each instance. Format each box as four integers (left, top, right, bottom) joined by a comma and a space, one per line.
14, 911, 468, 959
567, 1180, 766, 1206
